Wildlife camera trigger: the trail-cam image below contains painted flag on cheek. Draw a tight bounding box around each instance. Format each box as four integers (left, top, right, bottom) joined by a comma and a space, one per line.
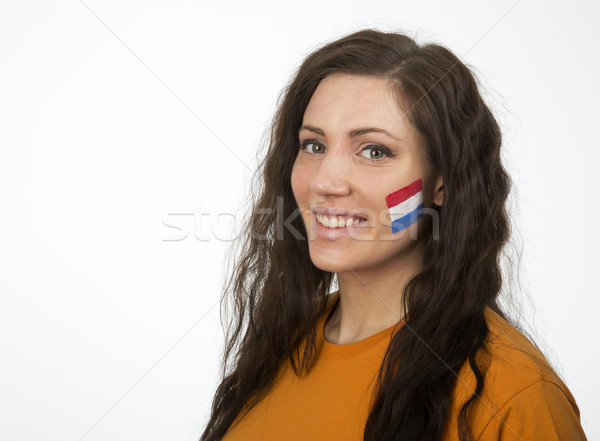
385, 178, 425, 234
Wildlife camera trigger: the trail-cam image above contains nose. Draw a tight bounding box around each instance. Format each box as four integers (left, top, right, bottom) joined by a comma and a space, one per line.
309, 152, 352, 196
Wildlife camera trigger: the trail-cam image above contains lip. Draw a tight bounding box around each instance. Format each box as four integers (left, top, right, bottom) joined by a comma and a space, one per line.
312, 211, 370, 240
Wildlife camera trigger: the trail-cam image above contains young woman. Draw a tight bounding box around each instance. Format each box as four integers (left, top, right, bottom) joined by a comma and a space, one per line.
199, 29, 588, 441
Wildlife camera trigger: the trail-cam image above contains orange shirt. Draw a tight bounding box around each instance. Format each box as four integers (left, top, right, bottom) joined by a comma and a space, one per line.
222, 290, 587, 441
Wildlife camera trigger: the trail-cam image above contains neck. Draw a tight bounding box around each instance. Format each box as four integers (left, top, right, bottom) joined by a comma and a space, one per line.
324, 247, 423, 345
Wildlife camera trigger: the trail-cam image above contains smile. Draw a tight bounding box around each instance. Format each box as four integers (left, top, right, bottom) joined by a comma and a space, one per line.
316, 213, 367, 228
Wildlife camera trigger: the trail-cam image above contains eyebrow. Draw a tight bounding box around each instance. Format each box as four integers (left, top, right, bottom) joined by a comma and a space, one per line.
298, 125, 403, 142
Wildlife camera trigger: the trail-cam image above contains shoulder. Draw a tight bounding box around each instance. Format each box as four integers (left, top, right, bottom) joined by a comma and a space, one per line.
445, 307, 586, 440
482, 307, 574, 402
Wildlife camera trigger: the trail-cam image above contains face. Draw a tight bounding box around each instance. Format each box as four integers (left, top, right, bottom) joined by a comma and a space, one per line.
290, 73, 443, 275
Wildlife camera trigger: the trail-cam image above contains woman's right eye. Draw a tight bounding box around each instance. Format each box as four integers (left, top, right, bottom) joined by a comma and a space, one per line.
300, 140, 325, 154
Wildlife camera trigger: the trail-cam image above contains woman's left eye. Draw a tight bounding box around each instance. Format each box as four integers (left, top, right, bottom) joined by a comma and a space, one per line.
360, 145, 396, 162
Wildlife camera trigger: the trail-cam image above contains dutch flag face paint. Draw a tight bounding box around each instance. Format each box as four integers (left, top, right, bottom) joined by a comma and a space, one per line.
385, 178, 425, 234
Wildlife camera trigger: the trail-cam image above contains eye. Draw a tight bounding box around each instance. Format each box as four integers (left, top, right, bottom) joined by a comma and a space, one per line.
299, 140, 325, 154
299, 140, 396, 163
359, 145, 396, 163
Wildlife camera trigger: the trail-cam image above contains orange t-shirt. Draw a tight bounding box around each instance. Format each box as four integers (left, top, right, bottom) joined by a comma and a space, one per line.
221, 290, 587, 441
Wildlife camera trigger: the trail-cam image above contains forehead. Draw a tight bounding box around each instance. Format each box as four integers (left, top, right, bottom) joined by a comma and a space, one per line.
302, 73, 407, 132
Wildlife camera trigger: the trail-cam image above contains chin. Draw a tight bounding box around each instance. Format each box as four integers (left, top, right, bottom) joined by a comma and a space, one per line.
312, 261, 348, 274
308, 250, 362, 274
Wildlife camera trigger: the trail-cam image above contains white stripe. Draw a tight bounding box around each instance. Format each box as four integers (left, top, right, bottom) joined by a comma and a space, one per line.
388, 191, 423, 222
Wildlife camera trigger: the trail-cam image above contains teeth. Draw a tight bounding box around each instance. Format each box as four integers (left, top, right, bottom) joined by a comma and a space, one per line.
316, 214, 365, 228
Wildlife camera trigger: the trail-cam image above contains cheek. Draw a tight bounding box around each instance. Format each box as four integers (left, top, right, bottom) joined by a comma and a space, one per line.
384, 178, 425, 234
290, 161, 311, 201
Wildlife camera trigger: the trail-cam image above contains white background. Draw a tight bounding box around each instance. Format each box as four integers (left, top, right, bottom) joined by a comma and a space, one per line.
0, 0, 598, 440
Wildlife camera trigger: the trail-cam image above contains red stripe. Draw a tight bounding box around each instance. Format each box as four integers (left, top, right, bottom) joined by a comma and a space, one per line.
385, 179, 423, 208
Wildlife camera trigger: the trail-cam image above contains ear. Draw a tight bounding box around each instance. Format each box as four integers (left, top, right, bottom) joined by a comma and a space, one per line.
433, 174, 443, 206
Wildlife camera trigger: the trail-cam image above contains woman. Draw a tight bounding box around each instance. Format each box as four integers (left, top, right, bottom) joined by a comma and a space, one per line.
200, 29, 587, 441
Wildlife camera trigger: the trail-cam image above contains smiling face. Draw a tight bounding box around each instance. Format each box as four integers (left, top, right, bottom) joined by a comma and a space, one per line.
290, 73, 443, 275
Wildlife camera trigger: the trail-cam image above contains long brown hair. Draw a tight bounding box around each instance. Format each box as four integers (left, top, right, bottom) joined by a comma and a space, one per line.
200, 28, 518, 441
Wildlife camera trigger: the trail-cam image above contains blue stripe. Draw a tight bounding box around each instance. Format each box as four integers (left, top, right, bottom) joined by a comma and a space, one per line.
391, 203, 424, 233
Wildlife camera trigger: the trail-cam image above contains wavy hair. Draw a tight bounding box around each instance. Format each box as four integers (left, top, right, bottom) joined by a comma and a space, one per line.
200, 28, 520, 441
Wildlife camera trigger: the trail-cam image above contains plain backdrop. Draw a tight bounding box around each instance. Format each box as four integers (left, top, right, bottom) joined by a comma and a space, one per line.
0, 0, 598, 440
